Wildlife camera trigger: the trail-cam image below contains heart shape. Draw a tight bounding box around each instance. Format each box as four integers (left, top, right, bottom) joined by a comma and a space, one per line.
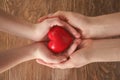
48, 26, 73, 53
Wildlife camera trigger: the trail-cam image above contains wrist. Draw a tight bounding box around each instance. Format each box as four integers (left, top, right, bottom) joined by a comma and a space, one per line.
79, 16, 96, 38
32, 23, 48, 41
29, 43, 45, 59
82, 16, 110, 38
21, 44, 38, 61
29, 24, 41, 41
87, 15, 120, 38
25, 43, 41, 59
88, 16, 105, 38
88, 39, 120, 62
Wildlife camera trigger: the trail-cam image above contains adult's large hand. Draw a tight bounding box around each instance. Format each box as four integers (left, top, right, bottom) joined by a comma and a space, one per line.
36, 38, 120, 69
44, 11, 120, 39
39, 11, 92, 38
36, 39, 92, 69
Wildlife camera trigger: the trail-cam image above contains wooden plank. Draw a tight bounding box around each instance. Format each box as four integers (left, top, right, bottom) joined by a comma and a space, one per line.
0, 0, 120, 80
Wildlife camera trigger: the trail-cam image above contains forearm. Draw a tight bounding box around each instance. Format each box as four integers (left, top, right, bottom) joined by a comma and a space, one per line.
0, 9, 36, 40
90, 39, 120, 62
0, 44, 35, 73
90, 13, 120, 38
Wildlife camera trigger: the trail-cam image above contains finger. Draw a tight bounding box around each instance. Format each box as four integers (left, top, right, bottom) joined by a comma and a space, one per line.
48, 11, 81, 38
46, 18, 65, 27
49, 19, 80, 38
38, 13, 80, 39
36, 58, 73, 69
66, 39, 82, 56
36, 59, 56, 68
38, 14, 80, 39
37, 15, 48, 23
60, 21, 81, 38
51, 20, 79, 38
38, 11, 69, 21
55, 49, 86, 69
52, 11, 68, 18
51, 60, 74, 69
55, 11, 66, 15
46, 54, 67, 63
51, 11, 73, 21
37, 14, 58, 23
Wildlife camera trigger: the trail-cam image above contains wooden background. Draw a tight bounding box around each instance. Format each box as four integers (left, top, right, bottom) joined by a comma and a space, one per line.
0, 0, 120, 80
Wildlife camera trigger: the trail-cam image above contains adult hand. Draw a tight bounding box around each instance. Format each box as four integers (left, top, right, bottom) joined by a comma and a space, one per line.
48, 11, 120, 38
36, 38, 120, 69
39, 11, 93, 38
36, 39, 93, 69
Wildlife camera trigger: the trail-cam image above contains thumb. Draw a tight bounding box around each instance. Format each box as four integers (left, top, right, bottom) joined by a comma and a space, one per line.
41, 55, 67, 64
65, 39, 82, 56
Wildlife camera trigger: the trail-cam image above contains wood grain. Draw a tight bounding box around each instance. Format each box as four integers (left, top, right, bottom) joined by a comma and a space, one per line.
0, 0, 120, 80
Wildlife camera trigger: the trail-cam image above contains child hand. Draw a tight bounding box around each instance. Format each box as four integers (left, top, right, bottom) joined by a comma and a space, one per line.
30, 42, 67, 63
33, 17, 80, 41
30, 38, 81, 64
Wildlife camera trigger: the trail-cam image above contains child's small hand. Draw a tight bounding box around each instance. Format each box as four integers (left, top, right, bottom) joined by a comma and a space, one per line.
33, 18, 80, 41
30, 42, 66, 63
30, 39, 81, 64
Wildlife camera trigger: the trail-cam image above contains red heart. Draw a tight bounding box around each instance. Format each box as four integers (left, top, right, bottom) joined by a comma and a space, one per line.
48, 26, 73, 53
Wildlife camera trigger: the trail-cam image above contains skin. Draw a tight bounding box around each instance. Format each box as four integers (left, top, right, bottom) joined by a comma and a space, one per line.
37, 38, 120, 69
46, 11, 120, 38
0, 42, 73, 73
0, 10, 80, 73
0, 10, 120, 72
0, 10, 80, 41
36, 11, 120, 69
